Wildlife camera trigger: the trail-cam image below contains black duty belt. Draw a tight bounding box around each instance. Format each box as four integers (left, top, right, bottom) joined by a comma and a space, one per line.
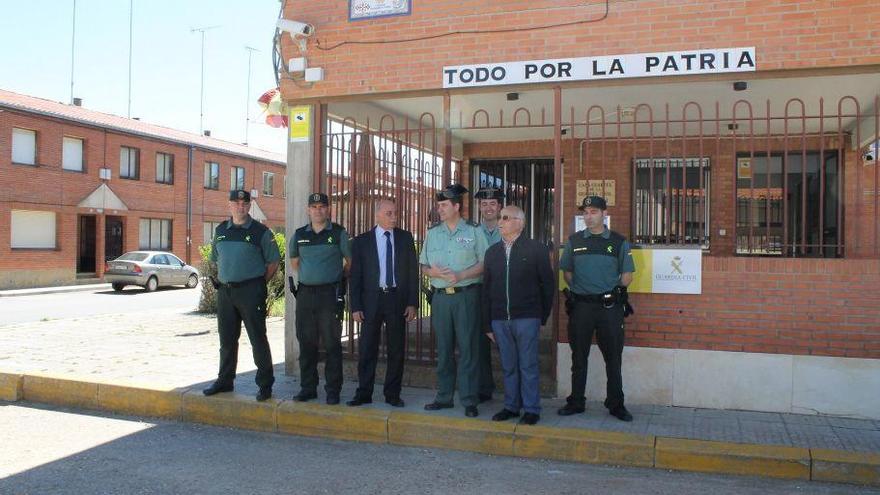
572, 291, 616, 304
433, 284, 480, 295
298, 282, 338, 289
379, 287, 397, 293
220, 276, 264, 288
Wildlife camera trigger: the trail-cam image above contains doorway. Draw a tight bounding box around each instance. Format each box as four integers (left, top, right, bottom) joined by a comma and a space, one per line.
77, 215, 96, 273
471, 158, 555, 247
105, 216, 124, 261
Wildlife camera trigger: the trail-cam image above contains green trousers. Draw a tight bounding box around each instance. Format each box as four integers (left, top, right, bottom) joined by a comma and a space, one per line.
431, 287, 480, 407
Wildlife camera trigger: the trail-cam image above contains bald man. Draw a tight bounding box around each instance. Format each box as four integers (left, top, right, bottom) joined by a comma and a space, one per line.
348, 199, 419, 408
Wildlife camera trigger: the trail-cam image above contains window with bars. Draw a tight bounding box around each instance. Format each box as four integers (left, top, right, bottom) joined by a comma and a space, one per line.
156, 152, 173, 184
735, 151, 840, 257
120, 146, 139, 179
230, 166, 245, 190
632, 158, 711, 247
204, 162, 219, 189
139, 218, 171, 250
262, 172, 275, 196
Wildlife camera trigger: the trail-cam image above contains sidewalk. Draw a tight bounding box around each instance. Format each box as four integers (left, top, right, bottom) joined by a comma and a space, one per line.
1, 309, 878, 486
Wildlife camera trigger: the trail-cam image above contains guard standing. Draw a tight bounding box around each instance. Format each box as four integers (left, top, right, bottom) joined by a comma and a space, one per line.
474, 187, 505, 403
289, 192, 351, 405
558, 195, 635, 421
420, 184, 489, 417
203, 189, 280, 402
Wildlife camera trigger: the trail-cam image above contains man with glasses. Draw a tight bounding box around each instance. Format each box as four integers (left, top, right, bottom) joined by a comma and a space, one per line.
474, 187, 505, 403
203, 189, 280, 402
482, 205, 554, 425
558, 196, 635, 422
420, 183, 489, 417
289, 192, 351, 405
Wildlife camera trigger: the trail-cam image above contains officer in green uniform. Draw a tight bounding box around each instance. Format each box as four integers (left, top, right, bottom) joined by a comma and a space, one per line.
474, 187, 505, 402
558, 195, 635, 421
203, 189, 280, 402
420, 184, 489, 417
289, 192, 351, 405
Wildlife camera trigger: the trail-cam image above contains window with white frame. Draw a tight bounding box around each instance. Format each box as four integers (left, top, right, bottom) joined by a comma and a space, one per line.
139, 218, 171, 250
262, 171, 275, 196
120, 146, 139, 179
12, 128, 36, 165
11, 210, 56, 249
203, 221, 223, 244
204, 162, 219, 189
156, 152, 173, 184
230, 166, 245, 190
62, 137, 84, 171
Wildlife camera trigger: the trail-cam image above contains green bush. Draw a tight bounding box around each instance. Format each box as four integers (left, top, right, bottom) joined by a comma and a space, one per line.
197, 231, 287, 315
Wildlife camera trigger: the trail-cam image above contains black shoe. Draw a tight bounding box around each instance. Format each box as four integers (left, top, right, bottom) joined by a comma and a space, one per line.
519, 413, 540, 425
424, 401, 454, 411
557, 403, 585, 416
202, 383, 233, 396
478, 393, 493, 404
256, 388, 272, 402
346, 397, 372, 407
610, 406, 633, 422
491, 409, 520, 422
293, 391, 317, 402
326, 392, 340, 405
465, 405, 479, 417
385, 397, 405, 408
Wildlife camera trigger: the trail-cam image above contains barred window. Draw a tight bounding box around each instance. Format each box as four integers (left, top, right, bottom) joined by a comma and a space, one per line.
632, 158, 710, 247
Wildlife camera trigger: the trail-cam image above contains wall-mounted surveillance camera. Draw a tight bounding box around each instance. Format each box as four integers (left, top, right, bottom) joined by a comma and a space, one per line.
276, 19, 314, 37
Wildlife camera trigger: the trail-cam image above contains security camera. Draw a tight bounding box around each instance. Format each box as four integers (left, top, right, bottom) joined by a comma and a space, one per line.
276, 19, 314, 37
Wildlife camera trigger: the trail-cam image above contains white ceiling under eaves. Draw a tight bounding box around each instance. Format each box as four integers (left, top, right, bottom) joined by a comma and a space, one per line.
329, 73, 879, 147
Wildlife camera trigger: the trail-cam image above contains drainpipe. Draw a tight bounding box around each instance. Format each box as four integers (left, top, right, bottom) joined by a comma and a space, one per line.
186, 145, 194, 264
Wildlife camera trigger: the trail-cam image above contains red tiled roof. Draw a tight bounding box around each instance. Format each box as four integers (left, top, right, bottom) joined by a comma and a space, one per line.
0, 89, 285, 165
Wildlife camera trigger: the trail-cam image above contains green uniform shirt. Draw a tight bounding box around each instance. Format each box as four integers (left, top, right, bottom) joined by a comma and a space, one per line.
419, 218, 489, 288
479, 223, 502, 246
211, 216, 280, 283
559, 227, 635, 295
289, 220, 351, 285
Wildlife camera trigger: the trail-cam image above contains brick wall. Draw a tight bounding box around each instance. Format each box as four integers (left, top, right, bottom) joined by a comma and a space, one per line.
0, 109, 285, 285
281, 0, 880, 99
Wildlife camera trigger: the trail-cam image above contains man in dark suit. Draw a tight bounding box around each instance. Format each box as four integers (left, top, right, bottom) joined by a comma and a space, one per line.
347, 199, 419, 408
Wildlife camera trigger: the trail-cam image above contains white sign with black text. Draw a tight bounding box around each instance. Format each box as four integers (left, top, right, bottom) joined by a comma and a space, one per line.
443, 47, 756, 89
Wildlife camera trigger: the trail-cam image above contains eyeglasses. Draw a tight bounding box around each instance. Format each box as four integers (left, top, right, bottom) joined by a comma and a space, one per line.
500, 215, 523, 221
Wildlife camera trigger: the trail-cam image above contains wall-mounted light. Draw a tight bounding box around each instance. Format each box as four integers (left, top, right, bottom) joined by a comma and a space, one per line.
727, 123, 739, 131
506, 92, 519, 101
733, 81, 748, 91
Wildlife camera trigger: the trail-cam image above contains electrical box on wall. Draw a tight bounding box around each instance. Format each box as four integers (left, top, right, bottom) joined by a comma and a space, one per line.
99, 168, 111, 180
304, 67, 324, 82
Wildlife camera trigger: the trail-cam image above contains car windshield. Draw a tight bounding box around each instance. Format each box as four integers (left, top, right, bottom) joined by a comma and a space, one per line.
118, 252, 149, 262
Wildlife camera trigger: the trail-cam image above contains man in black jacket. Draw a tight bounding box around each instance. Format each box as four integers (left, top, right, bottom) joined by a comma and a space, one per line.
348, 199, 419, 408
481, 205, 555, 425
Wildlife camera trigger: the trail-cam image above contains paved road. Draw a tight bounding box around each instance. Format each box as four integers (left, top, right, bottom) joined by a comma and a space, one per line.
1, 403, 874, 495
0, 286, 201, 324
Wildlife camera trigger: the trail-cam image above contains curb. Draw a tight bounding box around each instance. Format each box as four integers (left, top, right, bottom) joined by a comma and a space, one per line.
0, 284, 110, 297
1, 371, 877, 487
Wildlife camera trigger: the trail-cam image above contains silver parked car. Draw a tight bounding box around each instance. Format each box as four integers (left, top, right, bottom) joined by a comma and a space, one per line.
104, 251, 200, 292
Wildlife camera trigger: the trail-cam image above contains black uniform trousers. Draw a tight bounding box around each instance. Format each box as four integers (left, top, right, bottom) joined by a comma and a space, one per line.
296, 284, 343, 395
567, 300, 626, 410
355, 290, 406, 401
216, 278, 275, 390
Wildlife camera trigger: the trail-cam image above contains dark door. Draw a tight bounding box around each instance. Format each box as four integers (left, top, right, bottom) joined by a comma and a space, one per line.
471, 158, 555, 247
77, 215, 97, 273
105, 216, 124, 261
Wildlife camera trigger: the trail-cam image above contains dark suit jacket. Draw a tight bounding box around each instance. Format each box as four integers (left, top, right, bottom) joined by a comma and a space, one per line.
349, 226, 419, 320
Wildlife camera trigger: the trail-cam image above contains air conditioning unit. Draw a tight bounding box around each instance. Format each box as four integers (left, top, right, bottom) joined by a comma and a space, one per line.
99, 168, 111, 180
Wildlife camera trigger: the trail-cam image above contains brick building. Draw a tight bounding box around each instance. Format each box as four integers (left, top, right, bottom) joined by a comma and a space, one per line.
276, 1, 880, 418
0, 89, 286, 289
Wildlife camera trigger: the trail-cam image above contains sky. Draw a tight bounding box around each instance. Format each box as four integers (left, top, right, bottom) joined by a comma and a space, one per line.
0, 0, 288, 156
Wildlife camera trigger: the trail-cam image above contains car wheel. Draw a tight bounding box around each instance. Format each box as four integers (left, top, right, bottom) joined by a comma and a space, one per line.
145, 276, 158, 292
112, 283, 125, 292
186, 274, 199, 288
